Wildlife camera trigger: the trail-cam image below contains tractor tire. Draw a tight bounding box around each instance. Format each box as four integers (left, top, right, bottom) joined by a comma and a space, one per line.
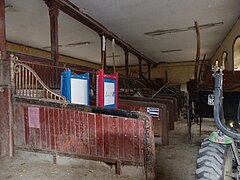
195, 139, 233, 180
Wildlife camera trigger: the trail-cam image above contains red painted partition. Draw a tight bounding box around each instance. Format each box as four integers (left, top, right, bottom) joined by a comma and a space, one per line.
118, 99, 169, 145
119, 96, 176, 130
13, 97, 156, 179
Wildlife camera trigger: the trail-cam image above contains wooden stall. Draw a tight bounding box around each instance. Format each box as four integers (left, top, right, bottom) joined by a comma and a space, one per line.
118, 99, 169, 145
13, 97, 156, 179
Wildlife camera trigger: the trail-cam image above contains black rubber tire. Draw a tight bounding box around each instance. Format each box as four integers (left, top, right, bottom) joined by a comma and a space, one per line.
195, 139, 233, 180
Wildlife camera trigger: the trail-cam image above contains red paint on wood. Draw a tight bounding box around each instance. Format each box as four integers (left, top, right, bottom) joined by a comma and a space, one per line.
78, 111, 84, 154
103, 115, 110, 158
45, 107, 50, 150
49, 108, 55, 150
88, 113, 96, 156
134, 120, 140, 161
118, 117, 124, 160
139, 121, 144, 161
24, 107, 30, 145
82, 112, 89, 154
109, 116, 118, 158
54, 109, 60, 151
96, 114, 103, 157
13, 101, 156, 178
74, 111, 80, 153
70, 110, 75, 153
124, 119, 134, 161
40, 107, 46, 149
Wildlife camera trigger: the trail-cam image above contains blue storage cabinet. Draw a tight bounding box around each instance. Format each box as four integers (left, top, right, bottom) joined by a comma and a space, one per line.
61, 69, 90, 105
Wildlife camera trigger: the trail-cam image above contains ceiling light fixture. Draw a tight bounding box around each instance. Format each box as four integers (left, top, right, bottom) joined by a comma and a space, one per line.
161, 49, 182, 53
144, 22, 224, 36
65, 41, 92, 47
106, 55, 121, 58
42, 41, 93, 49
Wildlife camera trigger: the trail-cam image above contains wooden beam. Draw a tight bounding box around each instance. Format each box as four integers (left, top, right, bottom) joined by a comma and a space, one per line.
47, 0, 157, 66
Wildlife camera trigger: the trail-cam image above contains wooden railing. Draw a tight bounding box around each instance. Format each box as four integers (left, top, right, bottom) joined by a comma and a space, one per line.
13, 58, 68, 105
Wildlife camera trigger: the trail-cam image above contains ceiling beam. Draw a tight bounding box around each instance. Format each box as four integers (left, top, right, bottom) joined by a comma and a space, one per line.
45, 0, 157, 66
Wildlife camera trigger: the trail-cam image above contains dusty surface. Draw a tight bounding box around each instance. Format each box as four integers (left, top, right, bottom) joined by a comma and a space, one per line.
0, 119, 215, 180
0, 155, 142, 180
156, 118, 216, 180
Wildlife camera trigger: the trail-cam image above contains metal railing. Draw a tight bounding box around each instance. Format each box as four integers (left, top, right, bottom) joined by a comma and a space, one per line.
12, 57, 68, 105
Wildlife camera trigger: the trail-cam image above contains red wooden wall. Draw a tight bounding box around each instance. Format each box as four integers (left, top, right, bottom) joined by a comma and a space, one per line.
13, 98, 156, 179
118, 99, 169, 145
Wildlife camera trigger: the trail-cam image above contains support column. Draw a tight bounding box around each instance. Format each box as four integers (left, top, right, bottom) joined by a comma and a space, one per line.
0, 0, 12, 157
148, 62, 151, 80
123, 49, 129, 92
0, 0, 6, 60
45, 0, 59, 88
138, 57, 142, 79
100, 35, 107, 72
124, 49, 129, 77
48, 5, 59, 65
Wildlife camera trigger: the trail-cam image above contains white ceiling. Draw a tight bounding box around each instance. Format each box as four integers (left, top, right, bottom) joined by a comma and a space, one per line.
5, 0, 240, 66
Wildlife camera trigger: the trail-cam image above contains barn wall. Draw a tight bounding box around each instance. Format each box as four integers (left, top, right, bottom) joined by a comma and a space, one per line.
211, 19, 240, 70
6, 42, 101, 69
117, 60, 210, 85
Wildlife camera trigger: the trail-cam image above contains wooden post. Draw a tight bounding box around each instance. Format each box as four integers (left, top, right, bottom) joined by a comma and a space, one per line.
0, 0, 12, 157
148, 62, 151, 80
138, 57, 142, 79
123, 49, 129, 92
124, 49, 129, 77
45, 0, 59, 88
0, 0, 6, 61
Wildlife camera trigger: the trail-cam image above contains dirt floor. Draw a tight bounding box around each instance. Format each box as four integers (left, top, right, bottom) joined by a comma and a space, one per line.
0, 118, 215, 180
156, 118, 216, 180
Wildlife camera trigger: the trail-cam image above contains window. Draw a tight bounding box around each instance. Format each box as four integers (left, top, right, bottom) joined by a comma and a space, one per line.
233, 37, 240, 71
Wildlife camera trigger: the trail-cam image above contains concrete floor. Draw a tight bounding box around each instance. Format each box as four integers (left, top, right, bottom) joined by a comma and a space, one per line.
0, 119, 215, 180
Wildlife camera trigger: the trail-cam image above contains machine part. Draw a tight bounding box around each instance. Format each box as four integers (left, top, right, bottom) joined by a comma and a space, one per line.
209, 130, 233, 144
213, 66, 240, 140
196, 139, 233, 180
208, 94, 215, 106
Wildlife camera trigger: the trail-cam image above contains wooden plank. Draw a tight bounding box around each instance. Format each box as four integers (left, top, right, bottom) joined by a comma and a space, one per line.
119, 117, 124, 160
109, 116, 118, 158
88, 113, 97, 156
82, 112, 89, 155
139, 121, 144, 162
70, 110, 75, 153
124, 119, 134, 161
103, 115, 110, 158
49, 108, 55, 150
54, 108, 60, 151
133, 120, 140, 162
96, 114, 103, 157
24, 106, 30, 146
